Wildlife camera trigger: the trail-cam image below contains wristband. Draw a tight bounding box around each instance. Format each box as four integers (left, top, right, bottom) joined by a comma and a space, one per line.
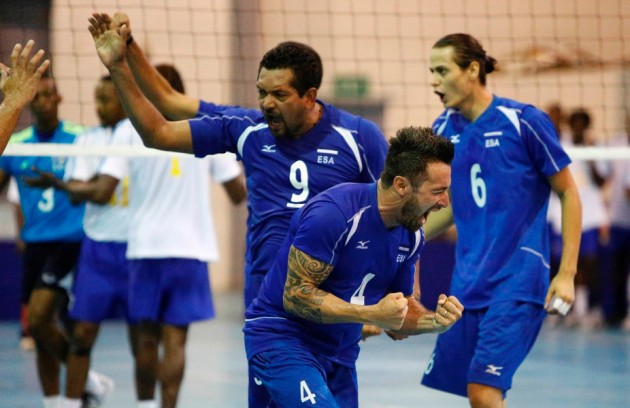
126, 35, 134, 46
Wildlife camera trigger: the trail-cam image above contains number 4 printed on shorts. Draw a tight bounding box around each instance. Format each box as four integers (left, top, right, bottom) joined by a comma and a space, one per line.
300, 380, 316, 404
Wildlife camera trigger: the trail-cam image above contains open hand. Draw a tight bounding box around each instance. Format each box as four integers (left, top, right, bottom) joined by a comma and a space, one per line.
88, 13, 129, 68
1, 41, 49, 105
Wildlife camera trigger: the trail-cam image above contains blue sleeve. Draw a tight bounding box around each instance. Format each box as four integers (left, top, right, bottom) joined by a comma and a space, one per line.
521, 106, 572, 177
357, 118, 388, 182
291, 200, 348, 267
189, 116, 235, 157
196, 100, 242, 118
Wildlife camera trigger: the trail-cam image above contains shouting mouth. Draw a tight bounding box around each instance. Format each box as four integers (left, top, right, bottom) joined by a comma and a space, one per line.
435, 91, 446, 104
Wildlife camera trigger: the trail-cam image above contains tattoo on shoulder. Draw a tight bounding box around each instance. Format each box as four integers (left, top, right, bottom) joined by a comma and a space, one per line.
283, 246, 333, 323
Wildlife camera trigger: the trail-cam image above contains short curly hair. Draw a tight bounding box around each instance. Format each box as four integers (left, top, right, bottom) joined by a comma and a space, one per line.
258, 41, 322, 96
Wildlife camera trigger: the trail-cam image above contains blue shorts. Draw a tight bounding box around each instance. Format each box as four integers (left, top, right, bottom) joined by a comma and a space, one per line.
579, 229, 599, 257
128, 258, 214, 326
421, 301, 545, 397
70, 237, 131, 323
248, 346, 357, 408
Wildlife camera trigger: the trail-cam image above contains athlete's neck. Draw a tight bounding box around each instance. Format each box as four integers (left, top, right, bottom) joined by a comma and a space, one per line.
460, 89, 493, 122
377, 180, 403, 229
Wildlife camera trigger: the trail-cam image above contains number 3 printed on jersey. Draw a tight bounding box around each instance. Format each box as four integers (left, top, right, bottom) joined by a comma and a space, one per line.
37, 187, 55, 213
470, 163, 486, 208
287, 160, 310, 208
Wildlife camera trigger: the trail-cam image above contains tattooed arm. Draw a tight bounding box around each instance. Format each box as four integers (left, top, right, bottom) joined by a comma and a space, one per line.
282, 245, 409, 330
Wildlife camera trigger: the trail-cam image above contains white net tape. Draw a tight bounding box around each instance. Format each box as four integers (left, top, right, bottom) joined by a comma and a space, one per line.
3, 143, 630, 160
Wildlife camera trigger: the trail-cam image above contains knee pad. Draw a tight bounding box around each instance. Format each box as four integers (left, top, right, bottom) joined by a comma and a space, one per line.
68, 338, 92, 356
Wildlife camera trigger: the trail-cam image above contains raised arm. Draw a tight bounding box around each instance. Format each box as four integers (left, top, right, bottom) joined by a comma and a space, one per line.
283, 245, 409, 329
0, 41, 50, 155
545, 166, 581, 310
88, 16, 193, 153
102, 12, 200, 120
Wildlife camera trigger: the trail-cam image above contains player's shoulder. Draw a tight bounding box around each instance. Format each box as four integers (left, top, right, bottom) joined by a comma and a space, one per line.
9, 126, 35, 144
492, 96, 544, 120
312, 182, 372, 216
77, 125, 107, 138
61, 121, 86, 136
432, 108, 462, 135
324, 101, 381, 134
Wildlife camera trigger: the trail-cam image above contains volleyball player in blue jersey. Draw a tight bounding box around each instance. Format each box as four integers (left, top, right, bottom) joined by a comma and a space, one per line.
242, 127, 463, 407
87, 14, 389, 310
420, 33, 582, 408
0, 75, 87, 408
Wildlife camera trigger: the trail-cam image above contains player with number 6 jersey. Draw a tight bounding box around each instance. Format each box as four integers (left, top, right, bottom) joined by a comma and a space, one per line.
420, 33, 581, 407
430, 95, 571, 307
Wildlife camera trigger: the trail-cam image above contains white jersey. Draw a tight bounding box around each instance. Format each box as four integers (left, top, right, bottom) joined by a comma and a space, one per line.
596, 134, 630, 228
109, 119, 241, 261
547, 137, 608, 232
66, 125, 130, 242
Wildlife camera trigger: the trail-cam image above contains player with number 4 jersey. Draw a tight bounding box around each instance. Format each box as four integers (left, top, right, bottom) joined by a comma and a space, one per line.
244, 127, 463, 407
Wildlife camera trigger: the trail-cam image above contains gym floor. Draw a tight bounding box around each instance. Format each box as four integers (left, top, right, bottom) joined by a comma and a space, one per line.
1, 293, 629, 408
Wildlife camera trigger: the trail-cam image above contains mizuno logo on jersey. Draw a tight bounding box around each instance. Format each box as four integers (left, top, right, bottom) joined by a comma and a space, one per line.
485, 365, 503, 376
449, 134, 460, 144
261, 144, 276, 153
356, 240, 369, 249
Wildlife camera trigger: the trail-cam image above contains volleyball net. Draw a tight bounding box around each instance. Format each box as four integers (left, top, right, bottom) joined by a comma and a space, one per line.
2, 0, 630, 157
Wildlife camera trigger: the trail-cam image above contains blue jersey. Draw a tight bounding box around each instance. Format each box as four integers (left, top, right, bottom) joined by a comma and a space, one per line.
190, 100, 388, 291
0, 122, 85, 242
433, 96, 571, 308
243, 183, 422, 367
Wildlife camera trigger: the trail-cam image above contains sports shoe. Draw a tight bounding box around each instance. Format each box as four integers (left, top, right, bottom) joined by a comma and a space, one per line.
82, 372, 115, 408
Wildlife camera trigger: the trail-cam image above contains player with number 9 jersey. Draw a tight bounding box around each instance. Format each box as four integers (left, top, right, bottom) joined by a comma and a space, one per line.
191, 100, 388, 307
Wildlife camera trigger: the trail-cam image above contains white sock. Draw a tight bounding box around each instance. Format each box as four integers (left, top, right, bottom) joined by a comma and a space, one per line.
85, 370, 103, 394
62, 398, 82, 408
137, 400, 158, 408
43, 396, 62, 408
